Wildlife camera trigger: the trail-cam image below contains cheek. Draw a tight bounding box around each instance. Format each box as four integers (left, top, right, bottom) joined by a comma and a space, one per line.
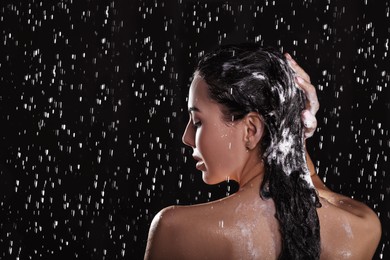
197, 124, 243, 168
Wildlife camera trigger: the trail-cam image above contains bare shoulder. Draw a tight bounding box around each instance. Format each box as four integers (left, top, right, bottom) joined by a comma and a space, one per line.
144, 192, 281, 259
144, 205, 187, 260
144, 201, 233, 260
317, 189, 382, 259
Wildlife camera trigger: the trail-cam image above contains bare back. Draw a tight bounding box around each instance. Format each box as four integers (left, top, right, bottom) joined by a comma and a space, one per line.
145, 180, 282, 259
144, 175, 381, 260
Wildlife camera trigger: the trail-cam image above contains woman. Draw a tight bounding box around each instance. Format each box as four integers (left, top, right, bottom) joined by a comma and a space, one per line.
144, 43, 381, 259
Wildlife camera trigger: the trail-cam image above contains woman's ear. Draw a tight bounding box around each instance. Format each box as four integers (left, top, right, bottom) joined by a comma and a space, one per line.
243, 112, 264, 150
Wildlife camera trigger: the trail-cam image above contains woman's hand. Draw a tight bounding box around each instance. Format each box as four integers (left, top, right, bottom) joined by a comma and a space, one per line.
285, 53, 319, 139
285, 53, 320, 179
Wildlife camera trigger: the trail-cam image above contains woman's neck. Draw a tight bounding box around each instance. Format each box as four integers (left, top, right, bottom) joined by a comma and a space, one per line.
237, 159, 265, 191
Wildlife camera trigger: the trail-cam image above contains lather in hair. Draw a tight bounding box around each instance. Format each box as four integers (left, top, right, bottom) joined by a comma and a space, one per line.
196, 43, 322, 259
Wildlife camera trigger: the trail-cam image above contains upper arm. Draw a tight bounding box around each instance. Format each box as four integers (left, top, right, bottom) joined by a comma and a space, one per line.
317, 190, 382, 259
144, 206, 177, 260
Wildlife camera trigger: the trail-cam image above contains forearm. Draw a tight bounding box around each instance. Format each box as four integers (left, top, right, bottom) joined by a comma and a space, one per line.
305, 147, 330, 191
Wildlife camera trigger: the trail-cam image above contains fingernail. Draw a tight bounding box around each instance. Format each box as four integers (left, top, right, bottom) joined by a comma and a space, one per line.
304, 132, 314, 139
286, 53, 297, 64
296, 75, 304, 84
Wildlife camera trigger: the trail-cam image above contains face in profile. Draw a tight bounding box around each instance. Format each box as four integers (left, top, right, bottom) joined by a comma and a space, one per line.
182, 73, 249, 184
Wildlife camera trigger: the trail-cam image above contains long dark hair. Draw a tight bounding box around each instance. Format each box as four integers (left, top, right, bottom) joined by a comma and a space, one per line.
196, 43, 322, 259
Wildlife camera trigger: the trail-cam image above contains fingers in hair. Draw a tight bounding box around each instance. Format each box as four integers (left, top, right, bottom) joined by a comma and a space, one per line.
296, 76, 319, 115
285, 53, 311, 83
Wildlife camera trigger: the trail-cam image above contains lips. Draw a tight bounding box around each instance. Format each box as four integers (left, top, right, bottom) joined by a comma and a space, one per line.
195, 161, 206, 171
193, 154, 206, 171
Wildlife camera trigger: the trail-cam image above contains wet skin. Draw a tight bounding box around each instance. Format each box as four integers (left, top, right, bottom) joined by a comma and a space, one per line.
144, 56, 381, 260
182, 72, 264, 187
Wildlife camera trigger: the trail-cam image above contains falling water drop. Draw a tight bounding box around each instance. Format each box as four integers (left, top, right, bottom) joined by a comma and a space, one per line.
0, 1, 388, 259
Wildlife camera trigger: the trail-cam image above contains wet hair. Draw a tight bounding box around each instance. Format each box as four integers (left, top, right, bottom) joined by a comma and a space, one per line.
196, 43, 322, 259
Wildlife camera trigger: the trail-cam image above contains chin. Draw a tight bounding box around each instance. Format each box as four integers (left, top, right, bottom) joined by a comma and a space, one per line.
201, 172, 227, 185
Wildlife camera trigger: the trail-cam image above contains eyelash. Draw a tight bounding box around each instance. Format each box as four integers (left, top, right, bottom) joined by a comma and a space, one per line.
193, 121, 202, 128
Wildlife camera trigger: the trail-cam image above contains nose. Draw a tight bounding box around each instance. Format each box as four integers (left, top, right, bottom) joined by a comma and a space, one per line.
182, 119, 195, 148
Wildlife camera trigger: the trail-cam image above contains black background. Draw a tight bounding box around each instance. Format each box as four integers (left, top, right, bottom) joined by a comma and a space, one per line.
1, 0, 389, 259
